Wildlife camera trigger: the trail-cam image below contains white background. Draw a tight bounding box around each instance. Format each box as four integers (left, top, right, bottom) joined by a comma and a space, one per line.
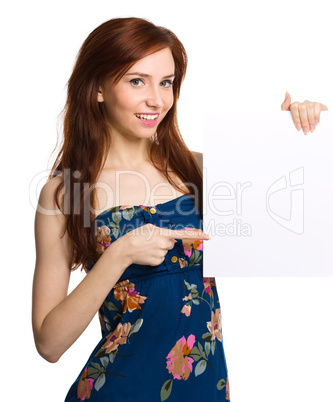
1, 0, 332, 401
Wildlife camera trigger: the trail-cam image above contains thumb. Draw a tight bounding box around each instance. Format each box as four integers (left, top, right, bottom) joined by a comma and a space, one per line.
281, 90, 291, 111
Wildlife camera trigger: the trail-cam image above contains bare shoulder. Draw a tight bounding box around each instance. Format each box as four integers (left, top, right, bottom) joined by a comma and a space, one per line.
38, 173, 64, 216
191, 151, 203, 174
34, 172, 73, 284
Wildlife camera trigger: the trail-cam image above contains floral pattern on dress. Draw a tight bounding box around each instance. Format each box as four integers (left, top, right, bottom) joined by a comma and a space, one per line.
160, 277, 229, 401
101, 322, 132, 354
114, 280, 148, 313
96, 225, 112, 257
77, 206, 229, 401
226, 375, 230, 399
182, 231, 203, 256
207, 309, 222, 342
166, 334, 196, 380
179, 227, 203, 268
180, 277, 216, 318
203, 277, 216, 297
77, 280, 147, 400
77, 368, 94, 401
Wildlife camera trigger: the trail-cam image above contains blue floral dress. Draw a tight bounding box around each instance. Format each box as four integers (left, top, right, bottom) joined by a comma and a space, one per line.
65, 193, 230, 401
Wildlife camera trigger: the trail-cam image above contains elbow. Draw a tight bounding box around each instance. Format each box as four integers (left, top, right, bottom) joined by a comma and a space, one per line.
35, 341, 62, 364
41, 352, 61, 364
33, 325, 65, 363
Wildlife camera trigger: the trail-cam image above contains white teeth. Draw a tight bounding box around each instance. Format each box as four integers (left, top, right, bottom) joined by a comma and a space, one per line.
135, 114, 158, 121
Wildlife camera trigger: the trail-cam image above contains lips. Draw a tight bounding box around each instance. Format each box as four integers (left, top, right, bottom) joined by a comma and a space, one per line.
134, 113, 160, 127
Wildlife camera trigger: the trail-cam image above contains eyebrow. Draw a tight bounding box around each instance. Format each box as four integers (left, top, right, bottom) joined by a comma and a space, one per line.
125, 72, 175, 79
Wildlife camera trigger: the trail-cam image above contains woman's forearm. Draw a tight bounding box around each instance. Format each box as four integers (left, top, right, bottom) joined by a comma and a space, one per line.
34, 237, 130, 363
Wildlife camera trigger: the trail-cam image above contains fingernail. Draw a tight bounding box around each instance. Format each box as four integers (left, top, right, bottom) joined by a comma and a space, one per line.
315, 119, 319, 125
204, 234, 211, 239
310, 124, 315, 132
303, 126, 309, 134
296, 123, 302, 130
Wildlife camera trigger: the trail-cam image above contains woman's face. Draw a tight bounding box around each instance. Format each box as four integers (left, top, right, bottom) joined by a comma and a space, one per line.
98, 47, 175, 140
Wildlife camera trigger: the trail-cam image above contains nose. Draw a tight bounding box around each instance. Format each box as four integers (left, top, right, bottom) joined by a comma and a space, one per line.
146, 85, 163, 109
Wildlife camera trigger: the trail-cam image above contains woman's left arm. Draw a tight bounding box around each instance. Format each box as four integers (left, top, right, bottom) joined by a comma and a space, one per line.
281, 91, 328, 134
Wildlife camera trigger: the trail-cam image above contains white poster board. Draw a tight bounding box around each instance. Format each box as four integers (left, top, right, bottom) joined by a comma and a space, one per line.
203, 112, 333, 277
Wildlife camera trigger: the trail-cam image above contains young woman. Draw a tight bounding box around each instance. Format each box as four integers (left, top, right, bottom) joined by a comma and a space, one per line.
32, 17, 327, 402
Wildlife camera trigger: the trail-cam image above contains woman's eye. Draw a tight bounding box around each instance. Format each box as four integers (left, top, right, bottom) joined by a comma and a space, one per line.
130, 78, 144, 87
160, 80, 173, 88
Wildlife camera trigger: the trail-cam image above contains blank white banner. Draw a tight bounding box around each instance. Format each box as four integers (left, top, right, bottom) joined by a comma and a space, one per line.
203, 112, 333, 277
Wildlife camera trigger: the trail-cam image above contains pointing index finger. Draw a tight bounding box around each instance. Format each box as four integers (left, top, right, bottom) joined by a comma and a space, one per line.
165, 227, 211, 240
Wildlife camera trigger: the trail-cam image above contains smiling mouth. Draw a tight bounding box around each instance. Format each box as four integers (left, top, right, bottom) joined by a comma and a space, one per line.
134, 113, 159, 121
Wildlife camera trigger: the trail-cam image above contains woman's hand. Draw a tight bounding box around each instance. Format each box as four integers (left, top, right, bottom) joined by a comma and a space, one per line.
118, 223, 210, 267
281, 91, 328, 134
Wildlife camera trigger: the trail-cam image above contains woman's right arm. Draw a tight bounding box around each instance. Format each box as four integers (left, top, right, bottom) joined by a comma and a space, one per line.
32, 176, 130, 363
32, 176, 210, 363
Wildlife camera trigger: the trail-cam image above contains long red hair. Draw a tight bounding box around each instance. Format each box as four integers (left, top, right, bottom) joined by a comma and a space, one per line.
48, 17, 203, 271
